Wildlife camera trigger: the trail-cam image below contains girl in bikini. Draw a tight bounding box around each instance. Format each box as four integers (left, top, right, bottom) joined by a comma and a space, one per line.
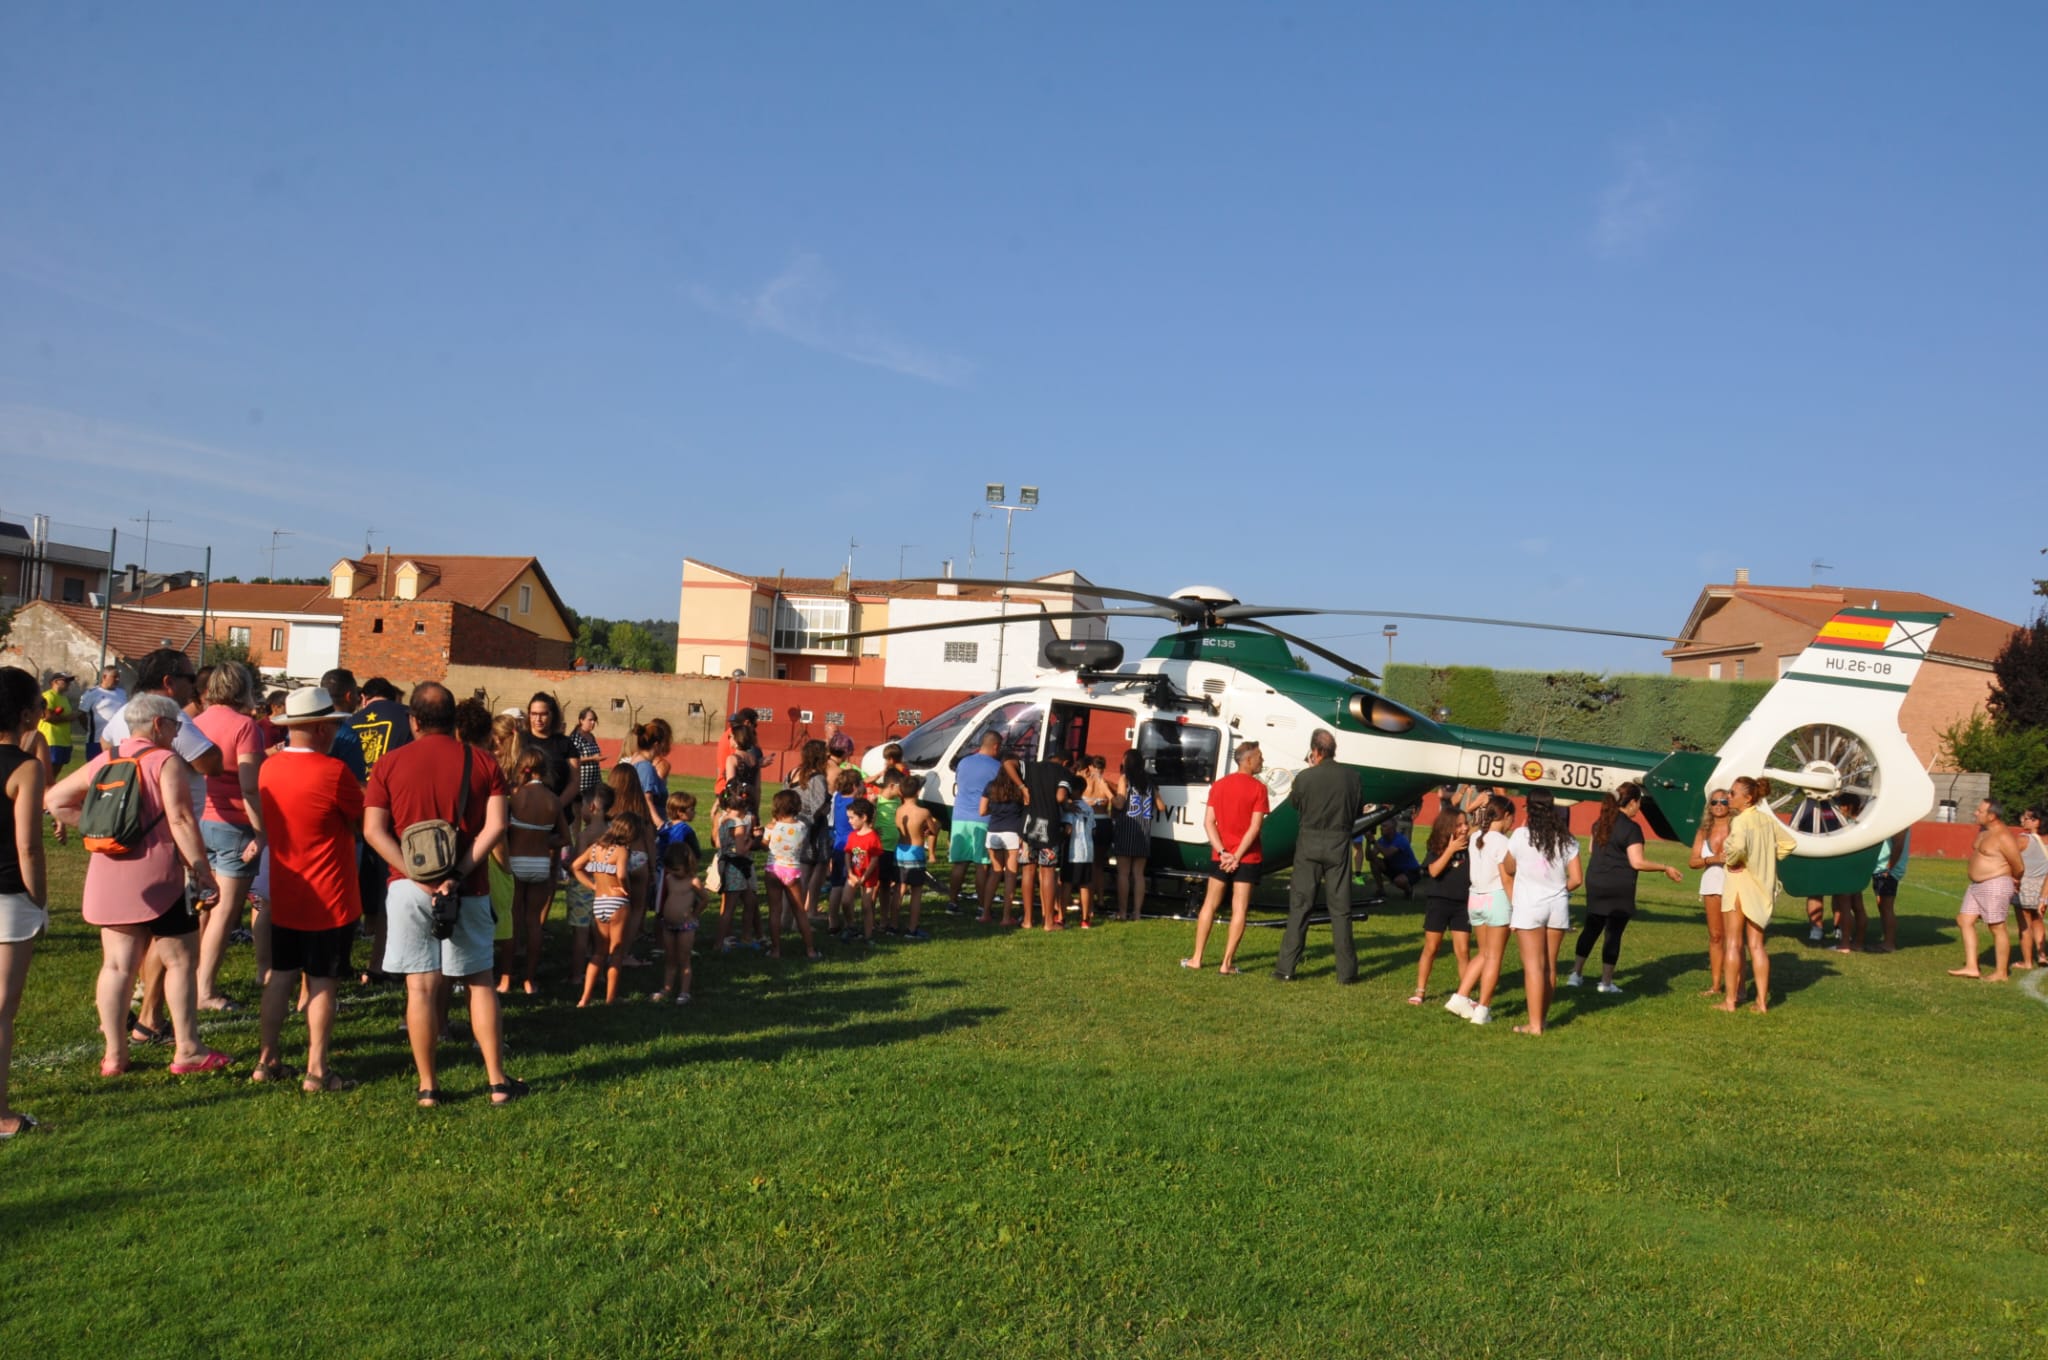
1689, 788, 1732, 995
501, 747, 570, 995
604, 764, 658, 969
651, 839, 701, 1006
563, 784, 611, 985
762, 789, 821, 960
571, 815, 640, 1007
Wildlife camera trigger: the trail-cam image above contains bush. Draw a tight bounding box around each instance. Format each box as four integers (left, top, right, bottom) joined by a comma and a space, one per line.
1383, 664, 1770, 753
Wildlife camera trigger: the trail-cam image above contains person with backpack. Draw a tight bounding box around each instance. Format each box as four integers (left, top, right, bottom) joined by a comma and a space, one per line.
46, 693, 232, 1077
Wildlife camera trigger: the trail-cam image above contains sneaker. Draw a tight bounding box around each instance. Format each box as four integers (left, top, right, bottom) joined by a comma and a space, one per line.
1444, 994, 1475, 1018
1808, 925, 1824, 943
1596, 981, 1624, 995
1468, 1003, 1493, 1026
904, 928, 931, 941
229, 928, 254, 946
1564, 972, 1584, 988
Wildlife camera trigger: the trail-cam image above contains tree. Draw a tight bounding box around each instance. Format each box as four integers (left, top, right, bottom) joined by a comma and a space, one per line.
610, 622, 663, 673
1940, 709, 2048, 811
203, 636, 252, 669
1987, 615, 2048, 732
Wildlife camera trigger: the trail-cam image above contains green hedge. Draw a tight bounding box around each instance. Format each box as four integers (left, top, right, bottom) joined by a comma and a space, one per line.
1383, 664, 1770, 755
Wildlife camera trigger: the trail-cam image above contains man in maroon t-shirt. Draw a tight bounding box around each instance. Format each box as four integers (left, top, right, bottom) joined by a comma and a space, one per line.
1181, 742, 1269, 975
363, 683, 525, 1107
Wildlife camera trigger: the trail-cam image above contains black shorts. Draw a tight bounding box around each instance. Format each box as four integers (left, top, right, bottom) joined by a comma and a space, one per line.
877, 856, 900, 886
828, 848, 848, 887
1422, 895, 1471, 933
146, 896, 202, 938
271, 921, 359, 979
1208, 862, 1263, 886
1061, 855, 1094, 887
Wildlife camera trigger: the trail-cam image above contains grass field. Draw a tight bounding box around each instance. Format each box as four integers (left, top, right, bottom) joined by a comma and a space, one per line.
3, 784, 2046, 1358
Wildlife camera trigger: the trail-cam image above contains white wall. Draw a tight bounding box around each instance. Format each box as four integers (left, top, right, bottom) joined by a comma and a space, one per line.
285, 621, 341, 680
884, 597, 1056, 691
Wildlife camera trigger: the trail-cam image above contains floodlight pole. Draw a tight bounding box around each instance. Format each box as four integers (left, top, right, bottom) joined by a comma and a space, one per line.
990, 502, 1034, 688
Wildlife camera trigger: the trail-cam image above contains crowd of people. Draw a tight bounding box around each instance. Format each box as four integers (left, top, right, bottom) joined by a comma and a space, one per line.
2, 671, 2045, 1135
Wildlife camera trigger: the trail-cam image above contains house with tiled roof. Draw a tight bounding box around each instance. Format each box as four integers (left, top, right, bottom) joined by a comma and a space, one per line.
101, 553, 576, 684
677, 559, 1106, 690
0, 600, 202, 692
1665, 571, 2021, 767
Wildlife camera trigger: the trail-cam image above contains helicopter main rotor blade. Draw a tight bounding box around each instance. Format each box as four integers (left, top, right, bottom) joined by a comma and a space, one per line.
818, 605, 1181, 644
1216, 604, 1684, 645
1240, 621, 1379, 681
898, 577, 1203, 617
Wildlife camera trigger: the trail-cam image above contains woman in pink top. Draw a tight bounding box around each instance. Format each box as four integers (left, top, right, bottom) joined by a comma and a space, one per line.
46, 694, 231, 1075
191, 663, 267, 1012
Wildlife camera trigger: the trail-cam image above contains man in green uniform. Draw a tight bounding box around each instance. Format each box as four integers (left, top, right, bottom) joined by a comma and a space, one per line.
1274, 728, 1363, 984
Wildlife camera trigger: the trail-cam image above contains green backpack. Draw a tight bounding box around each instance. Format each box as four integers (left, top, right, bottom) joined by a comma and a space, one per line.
80, 754, 161, 856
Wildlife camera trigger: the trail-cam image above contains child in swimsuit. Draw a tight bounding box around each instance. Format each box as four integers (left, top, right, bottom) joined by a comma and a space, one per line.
572, 814, 640, 1006
762, 789, 821, 960
564, 785, 612, 983
500, 747, 570, 995
651, 839, 700, 1005
891, 774, 938, 940
712, 787, 761, 952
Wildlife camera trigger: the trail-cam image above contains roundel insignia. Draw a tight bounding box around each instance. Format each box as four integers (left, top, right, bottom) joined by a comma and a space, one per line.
1522, 760, 1545, 781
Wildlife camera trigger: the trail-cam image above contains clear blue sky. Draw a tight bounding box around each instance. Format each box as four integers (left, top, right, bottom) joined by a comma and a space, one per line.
4, 3, 2042, 676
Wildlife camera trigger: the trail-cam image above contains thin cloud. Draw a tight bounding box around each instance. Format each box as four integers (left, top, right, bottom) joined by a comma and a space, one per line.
690, 254, 973, 387
0, 236, 220, 341
1591, 123, 1697, 259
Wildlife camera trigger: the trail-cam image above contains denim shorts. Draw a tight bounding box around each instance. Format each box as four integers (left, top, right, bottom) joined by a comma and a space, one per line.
382, 881, 495, 979
201, 820, 261, 877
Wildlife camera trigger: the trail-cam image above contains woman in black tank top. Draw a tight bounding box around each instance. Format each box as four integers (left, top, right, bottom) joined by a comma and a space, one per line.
0, 666, 51, 1138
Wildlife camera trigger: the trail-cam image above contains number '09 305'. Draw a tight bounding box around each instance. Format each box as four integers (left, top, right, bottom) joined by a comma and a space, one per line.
1559, 763, 1603, 790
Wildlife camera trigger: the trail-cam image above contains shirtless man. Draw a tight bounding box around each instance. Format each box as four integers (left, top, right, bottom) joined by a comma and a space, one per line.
1949, 799, 2024, 982
894, 785, 938, 941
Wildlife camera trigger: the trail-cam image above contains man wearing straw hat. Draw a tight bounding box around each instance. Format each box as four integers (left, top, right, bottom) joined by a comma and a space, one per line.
251, 687, 364, 1091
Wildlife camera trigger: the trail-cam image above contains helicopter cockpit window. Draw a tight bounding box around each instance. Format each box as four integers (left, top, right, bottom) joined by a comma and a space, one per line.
898, 689, 1028, 768
1136, 720, 1221, 786
953, 700, 1044, 768
1346, 694, 1418, 734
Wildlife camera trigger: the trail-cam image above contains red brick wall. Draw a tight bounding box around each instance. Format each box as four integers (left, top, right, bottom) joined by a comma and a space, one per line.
340, 600, 457, 685
448, 603, 574, 671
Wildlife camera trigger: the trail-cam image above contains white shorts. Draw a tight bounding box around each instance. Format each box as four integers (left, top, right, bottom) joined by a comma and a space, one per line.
0, 891, 47, 944
1510, 893, 1571, 932
986, 830, 1022, 852
382, 881, 495, 979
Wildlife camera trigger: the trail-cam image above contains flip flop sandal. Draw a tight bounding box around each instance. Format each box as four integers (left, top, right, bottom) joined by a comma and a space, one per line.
100, 1058, 131, 1077
416, 1089, 443, 1109
302, 1073, 357, 1094
169, 1050, 232, 1074
1217, 966, 1243, 976
128, 1021, 170, 1046
1406, 992, 1427, 1005
488, 1078, 530, 1106
0, 1113, 39, 1139
249, 1061, 297, 1085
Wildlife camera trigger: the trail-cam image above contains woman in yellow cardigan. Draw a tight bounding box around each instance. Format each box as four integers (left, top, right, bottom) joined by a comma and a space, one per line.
1718, 775, 1796, 1013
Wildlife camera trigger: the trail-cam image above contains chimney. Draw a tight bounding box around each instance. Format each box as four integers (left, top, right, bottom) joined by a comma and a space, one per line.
382, 546, 391, 599
942, 558, 954, 577
1734, 567, 1750, 586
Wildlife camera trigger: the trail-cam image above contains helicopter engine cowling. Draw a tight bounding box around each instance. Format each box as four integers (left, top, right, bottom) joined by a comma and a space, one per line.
1044, 638, 1124, 672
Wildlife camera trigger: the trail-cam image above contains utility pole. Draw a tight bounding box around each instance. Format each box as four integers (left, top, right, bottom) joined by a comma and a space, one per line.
266, 528, 296, 581
845, 536, 860, 577
129, 511, 170, 572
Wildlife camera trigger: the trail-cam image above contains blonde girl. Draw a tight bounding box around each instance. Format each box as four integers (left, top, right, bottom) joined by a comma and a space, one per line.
1689, 788, 1733, 996
1717, 775, 1795, 1014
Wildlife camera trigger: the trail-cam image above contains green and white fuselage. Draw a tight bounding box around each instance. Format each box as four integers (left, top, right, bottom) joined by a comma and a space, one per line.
879, 607, 1942, 895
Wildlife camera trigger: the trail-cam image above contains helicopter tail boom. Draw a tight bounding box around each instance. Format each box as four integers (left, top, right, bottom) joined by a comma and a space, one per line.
1651, 607, 1945, 859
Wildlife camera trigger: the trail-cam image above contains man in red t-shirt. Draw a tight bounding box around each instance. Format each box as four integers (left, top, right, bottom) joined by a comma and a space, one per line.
1181, 742, 1270, 975
254, 686, 364, 1091
363, 683, 524, 1106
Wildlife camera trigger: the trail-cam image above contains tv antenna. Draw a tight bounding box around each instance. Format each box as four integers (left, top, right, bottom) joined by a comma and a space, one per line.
364, 527, 380, 555
266, 528, 296, 581
1810, 558, 1833, 584
129, 511, 171, 572
898, 543, 919, 576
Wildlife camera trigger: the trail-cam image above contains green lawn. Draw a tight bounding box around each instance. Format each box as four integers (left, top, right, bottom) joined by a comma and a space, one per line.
4, 810, 2045, 1359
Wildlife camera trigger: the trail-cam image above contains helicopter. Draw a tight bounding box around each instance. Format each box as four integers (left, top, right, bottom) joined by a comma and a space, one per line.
835, 580, 1943, 898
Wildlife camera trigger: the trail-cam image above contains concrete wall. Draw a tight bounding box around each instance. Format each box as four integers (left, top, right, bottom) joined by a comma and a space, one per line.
441, 664, 730, 742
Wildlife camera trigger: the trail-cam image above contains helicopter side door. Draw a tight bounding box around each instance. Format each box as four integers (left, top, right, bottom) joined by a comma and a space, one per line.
933, 698, 1045, 815
1134, 718, 1226, 871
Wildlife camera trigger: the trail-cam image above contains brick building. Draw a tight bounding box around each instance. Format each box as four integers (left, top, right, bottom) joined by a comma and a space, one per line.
112, 553, 576, 684
0, 516, 110, 610
676, 559, 1105, 690
1665, 572, 2020, 768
